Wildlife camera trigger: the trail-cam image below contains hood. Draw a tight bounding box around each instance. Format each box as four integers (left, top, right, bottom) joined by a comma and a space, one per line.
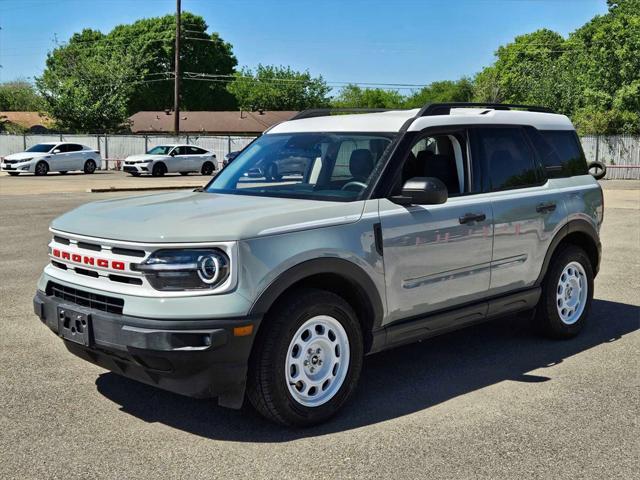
51, 191, 366, 243
5, 152, 47, 161
125, 154, 166, 162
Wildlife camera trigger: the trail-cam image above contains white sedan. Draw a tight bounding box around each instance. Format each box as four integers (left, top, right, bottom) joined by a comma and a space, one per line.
1, 142, 101, 176
123, 144, 218, 177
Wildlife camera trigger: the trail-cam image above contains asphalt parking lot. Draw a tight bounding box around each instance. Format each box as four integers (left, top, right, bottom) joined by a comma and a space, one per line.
0, 178, 638, 479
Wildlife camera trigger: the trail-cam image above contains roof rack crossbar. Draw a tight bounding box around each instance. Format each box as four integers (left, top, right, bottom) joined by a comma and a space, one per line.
290, 108, 396, 121
417, 102, 554, 117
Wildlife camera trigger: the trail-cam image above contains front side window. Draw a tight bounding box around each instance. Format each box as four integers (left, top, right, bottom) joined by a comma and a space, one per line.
473, 127, 540, 191
206, 133, 394, 201
25, 144, 54, 153
147, 145, 173, 155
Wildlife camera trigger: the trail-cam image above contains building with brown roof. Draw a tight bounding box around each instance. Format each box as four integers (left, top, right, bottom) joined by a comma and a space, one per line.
128, 110, 298, 135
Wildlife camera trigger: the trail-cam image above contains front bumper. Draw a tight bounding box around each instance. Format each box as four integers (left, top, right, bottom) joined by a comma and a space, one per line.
2, 162, 32, 172
122, 164, 149, 173
33, 290, 261, 408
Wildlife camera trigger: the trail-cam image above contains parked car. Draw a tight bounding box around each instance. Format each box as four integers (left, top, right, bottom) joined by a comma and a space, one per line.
223, 150, 240, 167
34, 103, 603, 427
1, 142, 100, 176
122, 144, 217, 177
244, 147, 315, 180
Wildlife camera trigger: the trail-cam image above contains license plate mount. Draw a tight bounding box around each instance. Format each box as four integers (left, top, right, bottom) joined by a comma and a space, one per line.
57, 307, 92, 346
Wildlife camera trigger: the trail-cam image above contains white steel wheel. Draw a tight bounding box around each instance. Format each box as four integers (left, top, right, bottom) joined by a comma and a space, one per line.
285, 315, 350, 408
556, 261, 588, 325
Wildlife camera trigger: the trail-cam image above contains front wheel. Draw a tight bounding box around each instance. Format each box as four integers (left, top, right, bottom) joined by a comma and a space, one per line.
83, 159, 96, 174
247, 289, 363, 427
536, 245, 594, 339
35, 161, 49, 176
152, 163, 166, 177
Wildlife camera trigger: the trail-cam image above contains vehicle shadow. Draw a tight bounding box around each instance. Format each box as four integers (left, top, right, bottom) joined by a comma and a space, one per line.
95, 298, 639, 442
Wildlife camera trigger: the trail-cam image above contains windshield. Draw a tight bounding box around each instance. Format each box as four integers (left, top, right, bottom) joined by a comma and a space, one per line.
206, 133, 394, 201
25, 144, 54, 153
147, 145, 174, 155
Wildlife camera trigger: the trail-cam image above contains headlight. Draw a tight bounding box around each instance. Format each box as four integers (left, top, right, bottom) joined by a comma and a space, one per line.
132, 249, 230, 291
18, 158, 33, 163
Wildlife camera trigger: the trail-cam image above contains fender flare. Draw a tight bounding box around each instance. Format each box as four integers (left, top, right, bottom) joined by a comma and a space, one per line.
535, 219, 601, 285
248, 257, 384, 330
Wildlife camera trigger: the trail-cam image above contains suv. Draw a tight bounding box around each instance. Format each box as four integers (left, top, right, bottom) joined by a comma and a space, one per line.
33, 103, 603, 427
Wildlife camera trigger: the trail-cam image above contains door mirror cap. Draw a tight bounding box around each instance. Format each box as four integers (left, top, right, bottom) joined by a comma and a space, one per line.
52, 149, 61, 154
170, 150, 177, 157
391, 177, 448, 206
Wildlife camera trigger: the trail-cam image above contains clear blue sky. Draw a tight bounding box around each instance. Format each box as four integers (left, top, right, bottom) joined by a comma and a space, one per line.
0, 0, 608, 91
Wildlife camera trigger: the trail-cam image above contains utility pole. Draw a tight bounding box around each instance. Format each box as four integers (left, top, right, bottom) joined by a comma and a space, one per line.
174, 0, 181, 135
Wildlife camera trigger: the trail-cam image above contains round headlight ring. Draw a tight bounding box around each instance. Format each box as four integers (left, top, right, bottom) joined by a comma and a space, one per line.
197, 253, 222, 284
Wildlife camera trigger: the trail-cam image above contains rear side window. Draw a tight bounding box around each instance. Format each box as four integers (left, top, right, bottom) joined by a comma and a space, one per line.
537, 130, 588, 178
69, 144, 83, 152
187, 146, 206, 155
473, 127, 540, 191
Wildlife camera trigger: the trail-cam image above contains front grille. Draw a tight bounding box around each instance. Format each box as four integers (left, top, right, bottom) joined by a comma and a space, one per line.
46, 281, 124, 314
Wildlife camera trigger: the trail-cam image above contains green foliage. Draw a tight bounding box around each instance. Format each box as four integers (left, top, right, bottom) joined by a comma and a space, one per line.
37, 31, 139, 132
404, 78, 474, 108
36, 12, 237, 130
331, 84, 405, 108
0, 80, 44, 111
474, 0, 640, 134
228, 65, 331, 110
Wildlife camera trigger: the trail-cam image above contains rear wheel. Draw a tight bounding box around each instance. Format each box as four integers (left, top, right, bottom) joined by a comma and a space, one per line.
35, 161, 49, 176
152, 163, 166, 177
83, 159, 96, 174
201, 161, 214, 176
536, 245, 594, 339
248, 288, 363, 427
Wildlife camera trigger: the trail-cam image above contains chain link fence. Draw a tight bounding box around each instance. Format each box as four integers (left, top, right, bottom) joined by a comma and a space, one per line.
1, 133, 639, 179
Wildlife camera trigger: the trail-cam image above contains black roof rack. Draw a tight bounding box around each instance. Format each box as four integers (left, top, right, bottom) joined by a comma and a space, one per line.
290, 108, 396, 121
417, 102, 554, 116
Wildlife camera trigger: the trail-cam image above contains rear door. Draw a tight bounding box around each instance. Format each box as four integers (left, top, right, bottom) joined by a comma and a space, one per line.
378, 129, 494, 323
470, 126, 566, 296
65, 144, 85, 170
186, 146, 207, 171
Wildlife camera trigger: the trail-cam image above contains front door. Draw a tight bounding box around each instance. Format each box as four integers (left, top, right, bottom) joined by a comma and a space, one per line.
379, 130, 494, 324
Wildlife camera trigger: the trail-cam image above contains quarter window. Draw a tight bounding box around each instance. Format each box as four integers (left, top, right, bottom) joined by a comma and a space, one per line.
474, 127, 540, 191
537, 130, 588, 178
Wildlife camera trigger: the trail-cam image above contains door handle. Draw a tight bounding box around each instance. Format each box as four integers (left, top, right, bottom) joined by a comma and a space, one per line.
459, 213, 486, 224
536, 202, 557, 213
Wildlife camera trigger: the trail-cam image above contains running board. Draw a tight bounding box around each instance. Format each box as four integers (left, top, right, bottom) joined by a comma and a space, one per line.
371, 287, 541, 353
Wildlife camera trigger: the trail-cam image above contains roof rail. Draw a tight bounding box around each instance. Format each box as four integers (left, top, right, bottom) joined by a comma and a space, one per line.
417, 102, 554, 117
290, 108, 396, 121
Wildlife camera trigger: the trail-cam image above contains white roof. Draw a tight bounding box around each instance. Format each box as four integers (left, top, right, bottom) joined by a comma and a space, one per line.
267, 107, 574, 134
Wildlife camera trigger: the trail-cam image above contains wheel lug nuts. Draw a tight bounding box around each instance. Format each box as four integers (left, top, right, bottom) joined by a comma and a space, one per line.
304, 360, 309, 366
316, 348, 321, 354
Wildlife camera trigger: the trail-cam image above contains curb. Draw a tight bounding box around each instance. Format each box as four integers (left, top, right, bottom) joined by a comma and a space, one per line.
87, 185, 202, 193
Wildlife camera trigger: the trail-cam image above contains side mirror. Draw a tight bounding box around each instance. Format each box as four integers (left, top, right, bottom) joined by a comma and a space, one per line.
391, 177, 448, 206
52, 149, 61, 154
170, 150, 176, 157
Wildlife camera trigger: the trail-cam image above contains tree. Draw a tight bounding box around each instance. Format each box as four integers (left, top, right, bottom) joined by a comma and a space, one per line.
228, 65, 331, 111
332, 84, 405, 108
404, 78, 474, 108
37, 12, 238, 131
37, 31, 139, 132
0, 80, 44, 111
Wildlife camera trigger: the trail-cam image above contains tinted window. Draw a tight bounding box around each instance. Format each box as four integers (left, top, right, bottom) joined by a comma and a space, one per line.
537, 130, 588, 178
25, 144, 54, 153
187, 146, 206, 155
67, 144, 83, 152
174, 146, 188, 155
147, 146, 173, 155
474, 127, 540, 191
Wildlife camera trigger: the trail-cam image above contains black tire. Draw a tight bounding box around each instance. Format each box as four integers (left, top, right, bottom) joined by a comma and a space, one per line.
34, 161, 49, 176
7, 172, 19, 176
266, 163, 282, 181
83, 159, 96, 174
59, 171, 68, 175
152, 162, 166, 177
179, 171, 189, 176
535, 245, 594, 339
247, 288, 363, 427
588, 161, 607, 180
201, 161, 214, 176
